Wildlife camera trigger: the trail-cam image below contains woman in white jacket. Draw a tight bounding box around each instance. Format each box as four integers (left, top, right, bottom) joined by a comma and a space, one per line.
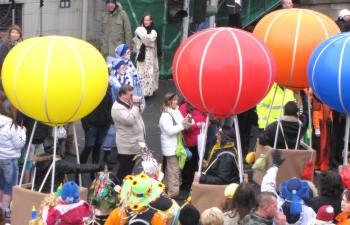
0, 100, 26, 218
159, 93, 190, 198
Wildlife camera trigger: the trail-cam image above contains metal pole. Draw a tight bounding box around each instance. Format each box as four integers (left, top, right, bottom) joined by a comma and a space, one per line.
73, 123, 82, 186
181, 0, 190, 42
307, 93, 313, 148
19, 121, 37, 186
197, 115, 210, 174
209, 0, 217, 28
81, 0, 88, 40
273, 88, 287, 149
51, 126, 57, 193
343, 116, 350, 165
11, 0, 15, 25
264, 84, 278, 130
39, 0, 43, 36
233, 116, 244, 183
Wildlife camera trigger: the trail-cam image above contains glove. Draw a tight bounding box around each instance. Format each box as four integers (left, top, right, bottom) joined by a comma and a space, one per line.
315, 128, 320, 137
272, 150, 285, 167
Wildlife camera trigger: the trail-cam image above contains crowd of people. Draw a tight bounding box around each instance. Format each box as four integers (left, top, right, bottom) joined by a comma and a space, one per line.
0, 0, 349, 224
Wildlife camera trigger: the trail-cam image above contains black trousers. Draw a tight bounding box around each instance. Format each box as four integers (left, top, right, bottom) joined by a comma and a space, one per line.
116, 154, 136, 184
180, 146, 199, 192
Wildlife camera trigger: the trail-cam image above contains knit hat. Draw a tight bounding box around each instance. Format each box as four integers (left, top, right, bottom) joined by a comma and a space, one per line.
316, 205, 334, 222
60, 181, 80, 204
106, 0, 117, 4
280, 178, 310, 215
115, 44, 130, 58
120, 173, 165, 212
112, 58, 127, 71
224, 183, 239, 198
339, 9, 350, 19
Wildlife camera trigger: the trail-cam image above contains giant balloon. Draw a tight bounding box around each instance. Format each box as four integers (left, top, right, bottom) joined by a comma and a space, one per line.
308, 32, 350, 114
173, 27, 276, 118
254, 9, 340, 89
2, 36, 108, 125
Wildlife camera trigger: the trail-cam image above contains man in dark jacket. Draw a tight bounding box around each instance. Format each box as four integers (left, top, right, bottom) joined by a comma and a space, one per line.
80, 88, 113, 174
259, 90, 308, 149
242, 192, 286, 225
195, 126, 239, 185
34, 146, 102, 193
336, 9, 350, 32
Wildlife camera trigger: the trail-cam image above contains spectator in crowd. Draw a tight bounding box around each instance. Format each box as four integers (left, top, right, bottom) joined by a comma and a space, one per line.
201, 207, 225, 225
179, 203, 201, 225
34, 142, 102, 193
80, 88, 113, 177
261, 151, 316, 225
133, 14, 161, 97
0, 25, 22, 77
159, 92, 190, 198
115, 43, 145, 110
259, 90, 308, 149
0, 99, 26, 219
223, 183, 258, 225
242, 192, 286, 225
308, 205, 335, 225
308, 171, 343, 218
335, 189, 350, 224
179, 100, 206, 194
101, 0, 132, 56
111, 85, 145, 184
194, 126, 239, 185
282, 0, 293, 9
336, 9, 350, 32
17, 113, 51, 184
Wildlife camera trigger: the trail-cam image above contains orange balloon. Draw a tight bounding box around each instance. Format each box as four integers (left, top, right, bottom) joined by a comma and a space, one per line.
253, 9, 340, 89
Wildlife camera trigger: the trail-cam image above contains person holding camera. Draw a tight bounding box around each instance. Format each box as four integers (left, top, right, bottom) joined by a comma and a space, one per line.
159, 93, 191, 198
111, 84, 145, 184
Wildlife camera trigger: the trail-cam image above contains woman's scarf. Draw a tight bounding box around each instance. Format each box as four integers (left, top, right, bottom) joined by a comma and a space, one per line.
137, 24, 162, 62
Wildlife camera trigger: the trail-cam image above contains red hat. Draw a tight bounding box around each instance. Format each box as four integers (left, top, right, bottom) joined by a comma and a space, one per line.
316, 205, 334, 222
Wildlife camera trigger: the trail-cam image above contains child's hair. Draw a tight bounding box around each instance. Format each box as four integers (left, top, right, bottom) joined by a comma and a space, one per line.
179, 204, 200, 225
201, 207, 224, 225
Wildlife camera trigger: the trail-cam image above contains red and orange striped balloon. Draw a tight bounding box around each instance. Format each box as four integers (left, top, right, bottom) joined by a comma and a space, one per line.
254, 9, 340, 89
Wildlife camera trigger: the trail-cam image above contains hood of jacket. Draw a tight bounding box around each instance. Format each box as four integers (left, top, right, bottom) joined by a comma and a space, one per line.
0, 114, 13, 128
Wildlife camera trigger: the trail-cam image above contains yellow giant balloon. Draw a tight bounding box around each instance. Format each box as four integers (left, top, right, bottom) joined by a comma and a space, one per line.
2, 36, 108, 125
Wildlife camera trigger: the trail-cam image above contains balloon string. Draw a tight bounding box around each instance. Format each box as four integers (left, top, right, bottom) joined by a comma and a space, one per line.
343, 116, 350, 165
234, 116, 244, 183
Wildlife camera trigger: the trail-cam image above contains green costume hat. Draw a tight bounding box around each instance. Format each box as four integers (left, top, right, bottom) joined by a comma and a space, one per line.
120, 173, 165, 212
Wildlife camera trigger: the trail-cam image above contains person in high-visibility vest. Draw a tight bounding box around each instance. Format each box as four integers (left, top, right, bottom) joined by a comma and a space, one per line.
257, 83, 296, 130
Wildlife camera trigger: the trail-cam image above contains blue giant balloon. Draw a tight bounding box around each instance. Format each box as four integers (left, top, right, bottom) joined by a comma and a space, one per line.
308, 32, 350, 114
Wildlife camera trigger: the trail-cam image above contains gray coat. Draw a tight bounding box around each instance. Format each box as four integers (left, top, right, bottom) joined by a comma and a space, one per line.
101, 3, 132, 56
111, 99, 145, 155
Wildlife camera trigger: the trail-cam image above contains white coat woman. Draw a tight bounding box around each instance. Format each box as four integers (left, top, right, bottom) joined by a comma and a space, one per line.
133, 14, 161, 97
159, 93, 189, 198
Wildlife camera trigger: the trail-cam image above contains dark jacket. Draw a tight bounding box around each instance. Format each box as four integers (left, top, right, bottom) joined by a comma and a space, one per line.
34, 154, 101, 193
336, 19, 350, 32
81, 89, 113, 128
242, 213, 273, 225
259, 94, 308, 149
200, 145, 239, 185
17, 112, 51, 145
0, 41, 16, 73
308, 195, 342, 220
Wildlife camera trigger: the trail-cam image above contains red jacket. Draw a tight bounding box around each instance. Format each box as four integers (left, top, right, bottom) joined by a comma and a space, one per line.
179, 103, 207, 147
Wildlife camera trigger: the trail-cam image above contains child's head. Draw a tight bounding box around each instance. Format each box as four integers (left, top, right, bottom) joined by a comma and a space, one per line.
113, 58, 126, 75
201, 207, 224, 225
179, 204, 200, 225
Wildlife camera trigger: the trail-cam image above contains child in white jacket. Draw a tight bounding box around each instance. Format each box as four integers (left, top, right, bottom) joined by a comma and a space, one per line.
0, 100, 26, 219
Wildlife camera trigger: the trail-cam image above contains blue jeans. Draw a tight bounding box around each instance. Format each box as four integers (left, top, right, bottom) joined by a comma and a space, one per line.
81, 125, 109, 164
0, 159, 18, 196
103, 125, 116, 151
